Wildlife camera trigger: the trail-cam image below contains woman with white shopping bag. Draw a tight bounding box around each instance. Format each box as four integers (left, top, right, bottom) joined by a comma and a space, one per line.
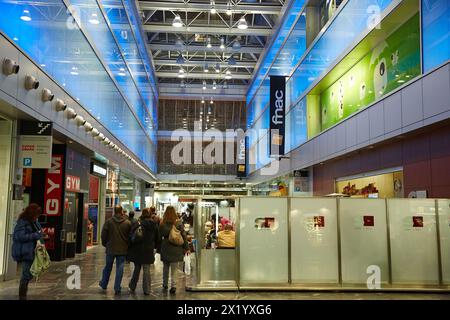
11, 204, 48, 300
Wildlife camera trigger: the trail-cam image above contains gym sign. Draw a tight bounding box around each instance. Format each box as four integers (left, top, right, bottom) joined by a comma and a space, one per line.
44, 155, 64, 216
269, 76, 286, 157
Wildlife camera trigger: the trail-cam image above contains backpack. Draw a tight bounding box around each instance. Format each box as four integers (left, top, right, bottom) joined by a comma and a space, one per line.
131, 221, 144, 244
30, 243, 50, 279
168, 224, 184, 246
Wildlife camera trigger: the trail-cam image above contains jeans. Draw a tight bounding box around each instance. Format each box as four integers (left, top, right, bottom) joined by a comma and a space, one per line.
129, 263, 151, 294
163, 262, 178, 288
20, 260, 33, 283
99, 254, 126, 293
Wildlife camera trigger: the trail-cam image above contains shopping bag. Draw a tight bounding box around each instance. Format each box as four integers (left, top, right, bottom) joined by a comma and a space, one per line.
183, 254, 191, 275
30, 243, 51, 279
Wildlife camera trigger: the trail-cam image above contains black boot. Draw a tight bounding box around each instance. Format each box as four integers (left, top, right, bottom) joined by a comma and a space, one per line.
19, 280, 29, 300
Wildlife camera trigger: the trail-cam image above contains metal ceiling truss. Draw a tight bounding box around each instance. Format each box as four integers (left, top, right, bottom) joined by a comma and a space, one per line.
137, 0, 286, 99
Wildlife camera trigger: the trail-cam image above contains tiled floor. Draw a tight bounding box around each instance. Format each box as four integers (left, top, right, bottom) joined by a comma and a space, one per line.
0, 246, 449, 300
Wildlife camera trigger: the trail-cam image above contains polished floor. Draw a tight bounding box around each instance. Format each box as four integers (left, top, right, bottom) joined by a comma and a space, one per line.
0, 246, 449, 300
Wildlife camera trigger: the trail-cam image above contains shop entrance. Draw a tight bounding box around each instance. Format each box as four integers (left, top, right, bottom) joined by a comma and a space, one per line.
76, 193, 86, 254
192, 196, 237, 289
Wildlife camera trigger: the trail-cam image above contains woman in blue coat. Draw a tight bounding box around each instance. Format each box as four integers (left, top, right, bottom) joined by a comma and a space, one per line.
12, 203, 45, 300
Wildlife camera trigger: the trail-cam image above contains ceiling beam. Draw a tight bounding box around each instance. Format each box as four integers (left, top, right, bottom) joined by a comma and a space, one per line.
143, 24, 272, 36
156, 72, 252, 80
139, 2, 282, 15
149, 43, 263, 54
153, 59, 256, 68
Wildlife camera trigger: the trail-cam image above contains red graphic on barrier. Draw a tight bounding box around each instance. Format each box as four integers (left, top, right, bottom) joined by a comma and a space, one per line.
413, 216, 424, 227
363, 215, 375, 227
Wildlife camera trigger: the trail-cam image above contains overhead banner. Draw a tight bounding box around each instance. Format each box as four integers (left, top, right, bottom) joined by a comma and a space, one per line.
269, 76, 286, 157
236, 131, 247, 178
18, 121, 53, 168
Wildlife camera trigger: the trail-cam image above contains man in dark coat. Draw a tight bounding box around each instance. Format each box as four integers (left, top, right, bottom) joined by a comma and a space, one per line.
99, 205, 131, 295
128, 208, 160, 295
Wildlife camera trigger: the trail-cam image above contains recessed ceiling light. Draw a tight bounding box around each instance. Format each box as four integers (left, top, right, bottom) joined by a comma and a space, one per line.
20, 10, 31, 22
89, 13, 100, 25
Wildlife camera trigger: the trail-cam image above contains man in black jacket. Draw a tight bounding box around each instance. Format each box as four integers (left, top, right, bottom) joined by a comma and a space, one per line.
99, 205, 131, 295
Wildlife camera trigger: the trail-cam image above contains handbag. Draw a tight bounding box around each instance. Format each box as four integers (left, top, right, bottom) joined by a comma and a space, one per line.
131, 221, 144, 244
168, 224, 184, 246
30, 242, 50, 279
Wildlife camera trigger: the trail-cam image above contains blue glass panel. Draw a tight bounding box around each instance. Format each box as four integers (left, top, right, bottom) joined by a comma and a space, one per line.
422, 0, 450, 72
247, 0, 306, 105
0, 0, 156, 171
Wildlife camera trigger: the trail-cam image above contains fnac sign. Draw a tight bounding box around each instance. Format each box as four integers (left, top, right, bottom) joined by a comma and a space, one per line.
44, 155, 63, 216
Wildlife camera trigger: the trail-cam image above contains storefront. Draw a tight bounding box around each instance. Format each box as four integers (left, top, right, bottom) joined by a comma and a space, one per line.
22, 144, 90, 261
105, 166, 119, 221
118, 172, 137, 214
0, 116, 13, 278
336, 168, 404, 198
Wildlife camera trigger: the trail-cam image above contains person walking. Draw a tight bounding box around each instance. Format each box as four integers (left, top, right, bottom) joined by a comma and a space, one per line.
127, 208, 160, 295
158, 206, 189, 294
12, 203, 46, 300
128, 211, 137, 225
99, 205, 131, 295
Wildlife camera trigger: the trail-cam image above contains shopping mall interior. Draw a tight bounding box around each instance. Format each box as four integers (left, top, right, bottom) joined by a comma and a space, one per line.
0, 0, 449, 302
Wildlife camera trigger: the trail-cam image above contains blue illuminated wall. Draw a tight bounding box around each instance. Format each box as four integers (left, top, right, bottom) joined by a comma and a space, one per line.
0, 0, 158, 172
247, 0, 396, 172
422, 0, 450, 72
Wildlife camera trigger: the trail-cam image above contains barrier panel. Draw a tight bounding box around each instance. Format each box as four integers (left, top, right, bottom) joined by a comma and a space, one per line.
239, 197, 289, 284
188, 197, 450, 291
339, 199, 389, 285
438, 199, 450, 284
388, 199, 440, 285
290, 198, 339, 284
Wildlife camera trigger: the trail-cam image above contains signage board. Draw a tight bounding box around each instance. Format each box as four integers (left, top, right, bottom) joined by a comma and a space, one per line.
236, 131, 247, 178
44, 154, 64, 216
18, 121, 53, 168
90, 162, 107, 177
269, 76, 286, 157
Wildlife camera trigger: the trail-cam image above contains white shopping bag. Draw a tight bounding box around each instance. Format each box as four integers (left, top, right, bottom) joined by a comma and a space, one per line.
184, 254, 191, 275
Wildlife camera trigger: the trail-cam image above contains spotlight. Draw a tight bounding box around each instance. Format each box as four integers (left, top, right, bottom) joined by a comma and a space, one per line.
172, 14, 183, 28
41, 88, 54, 102
210, 0, 216, 14
237, 17, 248, 30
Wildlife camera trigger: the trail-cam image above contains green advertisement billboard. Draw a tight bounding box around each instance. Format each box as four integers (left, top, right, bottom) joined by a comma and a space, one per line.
318, 13, 421, 132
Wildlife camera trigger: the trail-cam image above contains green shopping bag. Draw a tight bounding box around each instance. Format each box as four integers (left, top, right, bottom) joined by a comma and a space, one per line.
30, 243, 51, 279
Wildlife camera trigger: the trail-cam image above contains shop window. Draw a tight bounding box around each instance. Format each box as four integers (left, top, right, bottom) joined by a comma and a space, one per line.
335, 169, 404, 198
